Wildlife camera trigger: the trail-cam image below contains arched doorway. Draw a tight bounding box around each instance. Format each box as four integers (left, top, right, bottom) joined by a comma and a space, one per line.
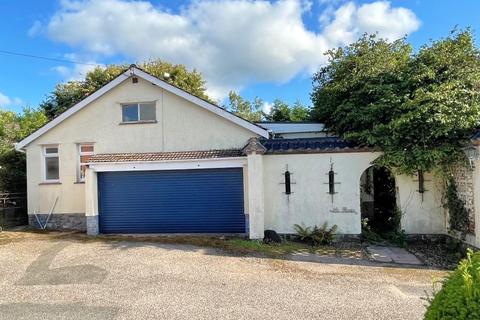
360, 166, 398, 235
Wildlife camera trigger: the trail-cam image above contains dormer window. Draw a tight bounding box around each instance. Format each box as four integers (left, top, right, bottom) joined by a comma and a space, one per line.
121, 102, 156, 123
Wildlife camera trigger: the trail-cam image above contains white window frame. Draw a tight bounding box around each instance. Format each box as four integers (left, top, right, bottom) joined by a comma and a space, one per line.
121, 102, 156, 123
77, 143, 95, 182
42, 145, 59, 182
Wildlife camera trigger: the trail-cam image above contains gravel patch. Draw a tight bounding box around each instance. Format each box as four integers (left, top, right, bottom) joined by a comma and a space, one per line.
406, 241, 463, 270
0, 232, 447, 320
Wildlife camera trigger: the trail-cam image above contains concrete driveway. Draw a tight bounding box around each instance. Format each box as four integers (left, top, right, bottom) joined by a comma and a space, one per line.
0, 233, 446, 320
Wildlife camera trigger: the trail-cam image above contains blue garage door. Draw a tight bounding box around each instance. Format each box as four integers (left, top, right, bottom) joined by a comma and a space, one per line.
98, 168, 245, 234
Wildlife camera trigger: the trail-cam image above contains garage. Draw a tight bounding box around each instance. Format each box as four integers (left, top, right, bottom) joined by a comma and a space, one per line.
97, 168, 245, 234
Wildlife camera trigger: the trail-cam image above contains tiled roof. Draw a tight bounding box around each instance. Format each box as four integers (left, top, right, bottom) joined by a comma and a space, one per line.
260, 137, 370, 154
88, 149, 244, 163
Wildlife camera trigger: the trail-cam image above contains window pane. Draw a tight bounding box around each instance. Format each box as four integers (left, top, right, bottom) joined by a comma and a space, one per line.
45, 157, 59, 180
80, 155, 91, 163
45, 147, 58, 154
79, 164, 87, 181
80, 145, 94, 153
140, 103, 156, 121
122, 105, 138, 122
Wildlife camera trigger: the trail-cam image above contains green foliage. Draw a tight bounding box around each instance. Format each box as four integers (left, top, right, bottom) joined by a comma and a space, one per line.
387, 229, 407, 248
227, 91, 264, 122
293, 222, 338, 246
266, 99, 291, 121
227, 92, 311, 122
290, 101, 311, 121
446, 178, 470, 236
265, 99, 311, 122
41, 60, 209, 119
425, 249, 480, 320
311, 30, 480, 175
0, 108, 48, 191
361, 218, 382, 242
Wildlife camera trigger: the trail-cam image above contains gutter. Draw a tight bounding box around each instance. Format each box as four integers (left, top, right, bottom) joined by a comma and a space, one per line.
13, 143, 25, 153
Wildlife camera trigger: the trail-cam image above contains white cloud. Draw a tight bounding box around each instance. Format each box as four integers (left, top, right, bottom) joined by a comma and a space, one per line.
262, 101, 274, 114
28, 20, 42, 37
0, 92, 23, 108
38, 0, 420, 99
322, 1, 420, 44
53, 63, 100, 81
52, 53, 103, 81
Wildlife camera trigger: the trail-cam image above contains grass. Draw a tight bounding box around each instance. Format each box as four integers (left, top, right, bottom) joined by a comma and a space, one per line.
224, 238, 311, 257
0, 228, 365, 259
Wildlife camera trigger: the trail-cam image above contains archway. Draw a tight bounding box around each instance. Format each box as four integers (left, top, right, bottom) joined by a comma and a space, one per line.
360, 166, 398, 235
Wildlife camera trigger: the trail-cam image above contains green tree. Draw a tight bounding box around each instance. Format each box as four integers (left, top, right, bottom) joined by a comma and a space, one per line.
290, 100, 311, 121
0, 108, 48, 191
267, 99, 291, 121
227, 91, 263, 122
41, 60, 209, 119
263, 99, 311, 122
311, 30, 480, 175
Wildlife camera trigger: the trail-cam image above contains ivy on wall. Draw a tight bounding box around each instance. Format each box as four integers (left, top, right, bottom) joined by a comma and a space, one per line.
446, 178, 470, 237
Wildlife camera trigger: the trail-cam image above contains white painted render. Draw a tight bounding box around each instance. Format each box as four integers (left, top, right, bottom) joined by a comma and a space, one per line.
246, 152, 265, 239
262, 152, 378, 234
16, 66, 267, 150
262, 152, 446, 236
21, 67, 449, 240
397, 173, 446, 234
84, 167, 98, 235
471, 157, 480, 247
25, 76, 258, 216
88, 158, 247, 172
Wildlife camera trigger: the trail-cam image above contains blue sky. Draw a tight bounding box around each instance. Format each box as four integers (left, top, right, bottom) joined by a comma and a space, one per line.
0, 0, 479, 113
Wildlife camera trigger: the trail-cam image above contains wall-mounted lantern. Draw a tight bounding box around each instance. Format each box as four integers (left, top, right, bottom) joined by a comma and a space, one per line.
284, 170, 291, 195
328, 169, 336, 195
280, 165, 295, 195
418, 170, 425, 194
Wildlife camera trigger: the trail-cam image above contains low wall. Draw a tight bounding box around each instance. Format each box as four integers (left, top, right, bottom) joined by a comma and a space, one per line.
28, 213, 86, 231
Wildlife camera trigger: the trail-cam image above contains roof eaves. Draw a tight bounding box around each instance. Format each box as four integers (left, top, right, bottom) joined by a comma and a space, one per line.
15, 70, 130, 150
16, 65, 270, 150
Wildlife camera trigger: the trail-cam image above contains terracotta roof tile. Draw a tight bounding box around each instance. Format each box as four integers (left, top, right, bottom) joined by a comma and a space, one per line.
88, 149, 244, 163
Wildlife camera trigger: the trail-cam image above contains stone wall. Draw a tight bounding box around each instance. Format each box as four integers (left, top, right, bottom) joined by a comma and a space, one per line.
28, 213, 86, 231
453, 166, 476, 234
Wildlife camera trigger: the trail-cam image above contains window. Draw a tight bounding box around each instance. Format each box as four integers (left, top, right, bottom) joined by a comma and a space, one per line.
43, 146, 59, 181
77, 144, 94, 182
121, 102, 156, 123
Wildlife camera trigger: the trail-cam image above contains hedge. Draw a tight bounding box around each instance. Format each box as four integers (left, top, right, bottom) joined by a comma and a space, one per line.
425, 249, 480, 319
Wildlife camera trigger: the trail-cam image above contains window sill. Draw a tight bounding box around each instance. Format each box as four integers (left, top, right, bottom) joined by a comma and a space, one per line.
39, 181, 62, 185
119, 120, 157, 125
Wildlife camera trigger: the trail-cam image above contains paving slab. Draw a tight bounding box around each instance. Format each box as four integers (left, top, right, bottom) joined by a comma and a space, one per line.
367, 246, 423, 265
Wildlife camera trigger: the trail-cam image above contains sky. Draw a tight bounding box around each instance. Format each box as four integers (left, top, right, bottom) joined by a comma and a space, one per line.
0, 0, 479, 113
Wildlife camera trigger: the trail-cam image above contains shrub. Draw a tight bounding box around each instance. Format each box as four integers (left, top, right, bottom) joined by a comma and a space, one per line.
425, 249, 480, 320
361, 218, 381, 242
293, 222, 338, 246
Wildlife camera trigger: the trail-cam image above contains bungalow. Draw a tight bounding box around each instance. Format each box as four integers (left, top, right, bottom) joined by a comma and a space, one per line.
15, 65, 479, 247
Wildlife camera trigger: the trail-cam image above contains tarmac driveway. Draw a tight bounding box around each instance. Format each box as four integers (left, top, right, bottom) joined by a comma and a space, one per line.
0, 234, 446, 320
